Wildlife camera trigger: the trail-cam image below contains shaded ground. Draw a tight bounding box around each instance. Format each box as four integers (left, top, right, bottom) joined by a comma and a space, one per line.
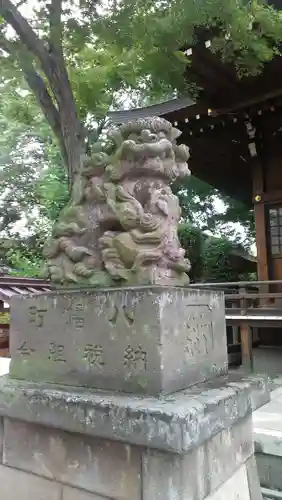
232, 346, 282, 390
252, 347, 282, 379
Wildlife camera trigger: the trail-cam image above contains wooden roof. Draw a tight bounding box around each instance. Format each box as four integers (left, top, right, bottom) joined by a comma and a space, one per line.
183, 0, 282, 111
110, 96, 282, 204
186, 43, 282, 113
112, 63, 282, 200
110, 0, 282, 119
109, 1, 282, 204
0, 276, 51, 304
109, 97, 253, 203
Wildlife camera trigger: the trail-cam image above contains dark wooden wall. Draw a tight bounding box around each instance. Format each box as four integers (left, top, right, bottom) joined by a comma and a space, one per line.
254, 109, 282, 283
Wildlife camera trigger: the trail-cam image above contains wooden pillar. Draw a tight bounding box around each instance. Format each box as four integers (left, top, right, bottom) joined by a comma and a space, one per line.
239, 286, 254, 372
254, 203, 269, 281
252, 157, 269, 282
0, 307, 9, 358
240, 323, 254, 372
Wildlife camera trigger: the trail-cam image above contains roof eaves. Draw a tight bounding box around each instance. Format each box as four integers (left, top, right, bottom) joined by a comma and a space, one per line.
108, 97, 195, 124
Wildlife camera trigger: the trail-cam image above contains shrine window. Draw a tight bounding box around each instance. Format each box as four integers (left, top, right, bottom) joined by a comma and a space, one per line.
269, 207, 282, 255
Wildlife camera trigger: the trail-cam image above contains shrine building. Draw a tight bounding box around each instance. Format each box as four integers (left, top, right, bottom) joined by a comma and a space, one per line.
109, 4, 282, 287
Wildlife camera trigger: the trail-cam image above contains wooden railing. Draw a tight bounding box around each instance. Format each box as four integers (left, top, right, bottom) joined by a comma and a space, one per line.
190, 280, 282, 311
190, 280, 282, 371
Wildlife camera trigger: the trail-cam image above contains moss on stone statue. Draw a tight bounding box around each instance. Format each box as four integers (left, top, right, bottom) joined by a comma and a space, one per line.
42, 118, 191, 287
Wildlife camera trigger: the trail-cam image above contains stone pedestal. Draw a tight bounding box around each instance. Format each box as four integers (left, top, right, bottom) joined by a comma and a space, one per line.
9, 287, 227, 395
0, 286, 269, 499
0, 374, 269, 500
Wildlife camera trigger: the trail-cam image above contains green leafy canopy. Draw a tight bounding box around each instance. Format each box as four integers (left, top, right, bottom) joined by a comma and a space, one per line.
0, 0, 275, 277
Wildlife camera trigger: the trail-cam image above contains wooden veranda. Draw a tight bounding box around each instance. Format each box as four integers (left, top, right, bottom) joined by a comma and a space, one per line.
109, 0, 282, 288
108, 0, 282, 360
190, 281, 282, 371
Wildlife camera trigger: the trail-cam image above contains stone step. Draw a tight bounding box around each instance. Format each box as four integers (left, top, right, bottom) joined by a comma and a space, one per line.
253, 387, 282, 492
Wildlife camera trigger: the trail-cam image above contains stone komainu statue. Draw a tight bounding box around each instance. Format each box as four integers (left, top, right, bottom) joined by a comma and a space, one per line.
42, 117, 191, 286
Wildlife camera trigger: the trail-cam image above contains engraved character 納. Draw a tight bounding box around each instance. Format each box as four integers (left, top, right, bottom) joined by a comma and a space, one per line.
124, 345, 147, 371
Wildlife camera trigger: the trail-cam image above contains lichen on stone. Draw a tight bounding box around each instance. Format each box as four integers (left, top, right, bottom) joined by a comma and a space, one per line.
42, 117, 191, 286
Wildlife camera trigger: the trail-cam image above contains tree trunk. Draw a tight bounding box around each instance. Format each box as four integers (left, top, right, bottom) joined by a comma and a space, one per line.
0, 0, 86, 190
46, 52, 85, 189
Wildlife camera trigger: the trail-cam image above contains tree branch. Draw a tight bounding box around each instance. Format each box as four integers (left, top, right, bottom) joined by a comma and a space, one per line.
0, 0, 85, 186
23, 68, 68, 166
49, 0, 63, 56
15, 0, 27, 7
0, 0, 68, 120
0, 33, 68, 166
0, 0, 51, 70
0, 30, 13, 54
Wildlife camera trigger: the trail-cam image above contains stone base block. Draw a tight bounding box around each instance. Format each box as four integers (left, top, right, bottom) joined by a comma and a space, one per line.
0, 374, 268, 500
0, 406, 262, 500
256, 453, 282, 491
203, 461, 262, 500
253, 385, 282, 493
9, 286, 227, 395
0, 459, 262, 500
0, 373, 269, 453
0, 465, 62, 500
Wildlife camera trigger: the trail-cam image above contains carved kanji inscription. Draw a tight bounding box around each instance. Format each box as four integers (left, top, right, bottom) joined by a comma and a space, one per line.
17, 341, 35, 356
108, 303, 134, 326
48, 342, 66, 363
185, 306, 214, 357
28, 306, 47, 327
124, 345, 147, 371
83, 344, 105, 368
